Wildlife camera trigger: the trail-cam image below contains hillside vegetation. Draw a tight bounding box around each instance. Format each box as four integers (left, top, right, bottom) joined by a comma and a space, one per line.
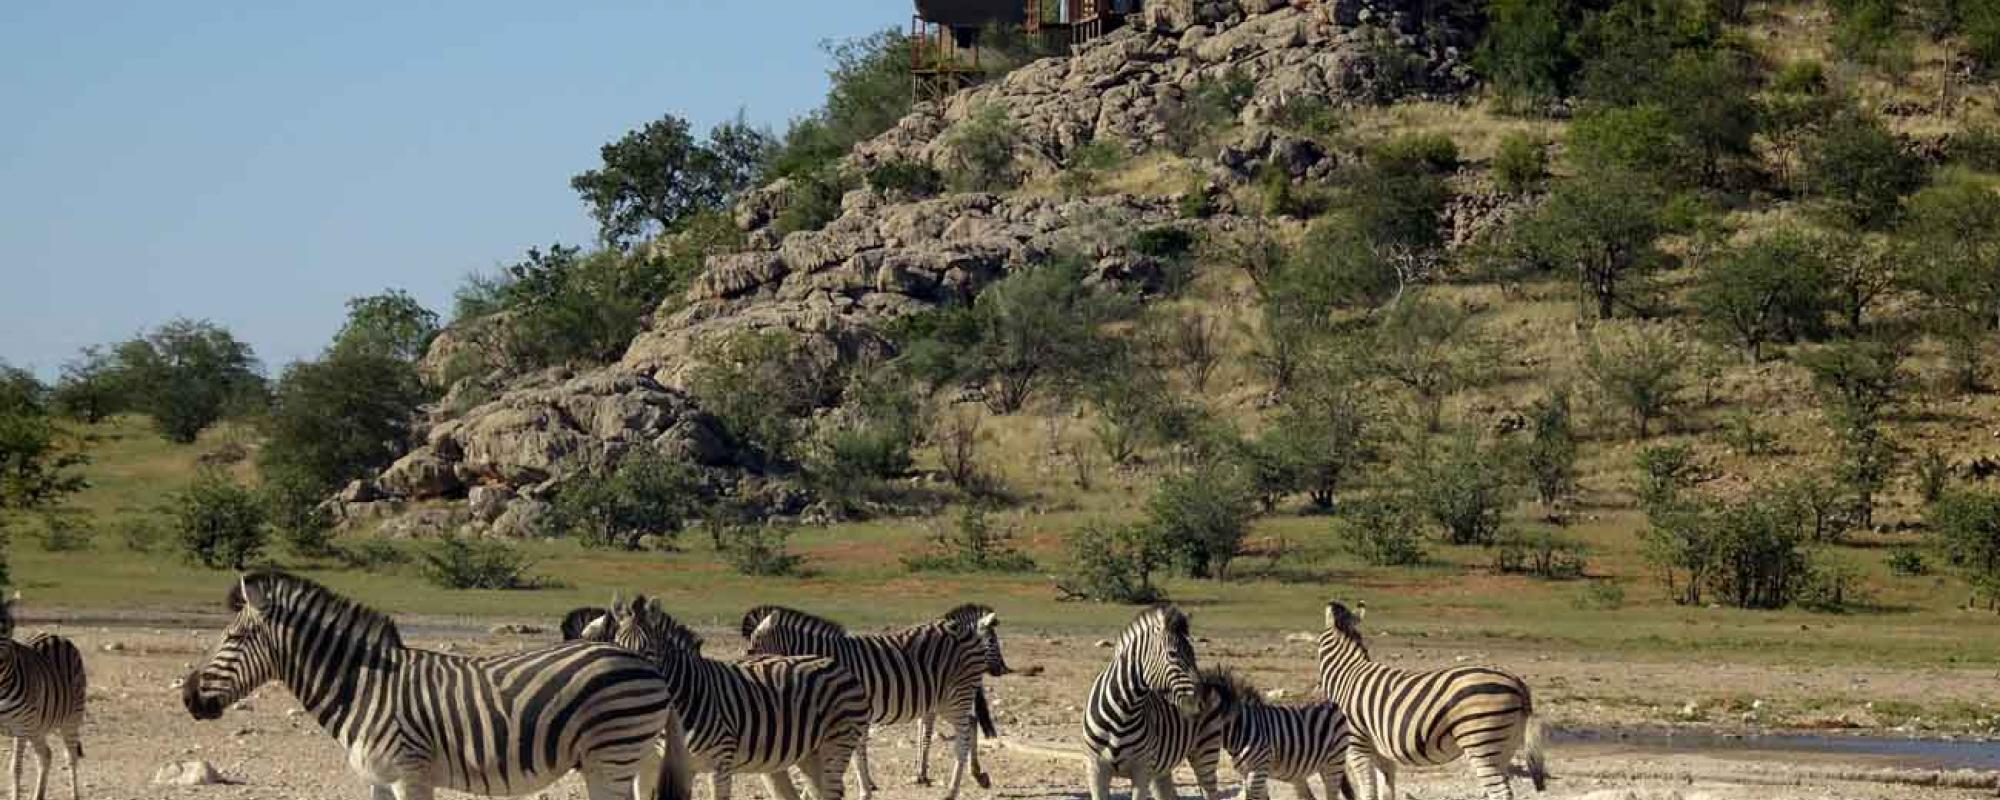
8, 0, 2000, 733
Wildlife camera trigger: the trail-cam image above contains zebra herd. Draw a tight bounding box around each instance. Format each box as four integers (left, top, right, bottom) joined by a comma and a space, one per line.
0, 570, 1547, 800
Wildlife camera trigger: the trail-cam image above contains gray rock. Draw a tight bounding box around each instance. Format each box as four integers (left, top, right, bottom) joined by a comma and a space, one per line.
467, 485, 516, 522
153, 761, 222, 786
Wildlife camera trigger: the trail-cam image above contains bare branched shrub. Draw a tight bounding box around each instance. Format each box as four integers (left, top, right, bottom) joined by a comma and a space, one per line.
937, 407, 983, 489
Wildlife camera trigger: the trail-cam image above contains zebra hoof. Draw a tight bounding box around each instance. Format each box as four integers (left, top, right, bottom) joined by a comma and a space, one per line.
974, 773, 992, 789
913, 777, 933, 787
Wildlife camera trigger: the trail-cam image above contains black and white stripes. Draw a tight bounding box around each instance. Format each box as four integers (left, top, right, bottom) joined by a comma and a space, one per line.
584, 596, 870, 800
1081, 605, 1223, 800
1316, 601, 1545, 800
1209, 669, 1352, 800
182, 572, 696, 800
0, 599, 85, 800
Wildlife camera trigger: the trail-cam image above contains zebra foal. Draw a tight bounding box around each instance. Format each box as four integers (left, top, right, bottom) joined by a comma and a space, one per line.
0, 599, 85, 800
580, 595, 870, 800
1082, 605, 1230, 800
744, 606, 992, 798
1208, 670, 1352, 800
182, 572, 696, 800
1315, 601, 1546, 800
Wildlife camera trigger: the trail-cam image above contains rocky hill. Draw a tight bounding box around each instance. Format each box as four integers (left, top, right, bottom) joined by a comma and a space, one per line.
336, 0, 1493, 537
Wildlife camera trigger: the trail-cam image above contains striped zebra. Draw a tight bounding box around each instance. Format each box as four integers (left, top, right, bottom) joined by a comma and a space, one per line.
579, 595, 870, 800
1315, 601, 1546, 800
740, 605, 1007, 741
1208, 670, 1353, 800
181, 572, 696, 800
0, 598, 85, 800
743, 606, 991, 798
1082, 605, 1228, 800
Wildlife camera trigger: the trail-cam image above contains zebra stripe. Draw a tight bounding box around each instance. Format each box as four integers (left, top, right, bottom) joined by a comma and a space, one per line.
744, 607, 990, 798
1082, 605, 1219, 800
0, 599, 85, 800
741, 605, 1006, 738
1209, 670, 1353, 800
586, 596, 870, 800
181, 572, 695, 800
1315, 601, 1546, 800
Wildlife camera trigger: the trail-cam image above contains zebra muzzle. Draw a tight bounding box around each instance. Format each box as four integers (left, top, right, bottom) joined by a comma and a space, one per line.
182, 674, 225, 720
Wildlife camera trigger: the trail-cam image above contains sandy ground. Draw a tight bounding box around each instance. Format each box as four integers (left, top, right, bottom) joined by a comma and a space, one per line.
25, 621, 2000, 800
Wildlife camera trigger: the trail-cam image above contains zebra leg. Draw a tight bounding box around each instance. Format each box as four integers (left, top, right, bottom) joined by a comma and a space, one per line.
799, 751, 848, 800
1320, 767, 1353, 800
10, 737, 22, 800
58, 738, 76, 800
967, 718, 991, 789
938, 715, 974, 800
368, 786, 394, 800
1285, 777, 1316, 800
27, 738, 50, 800
1240, 767, 1269, 800
1085, 757, 1113, 800
711, 770, 735, 800
853, 732, 879, 792
762, 771, 807, 800
1372, 758, 1396, 800
1467, 752, 1513, 800
914, 714, 935, 786
1149, 772, 1176, 800
1342, 747, 1375, 800
388, 782, 434, 800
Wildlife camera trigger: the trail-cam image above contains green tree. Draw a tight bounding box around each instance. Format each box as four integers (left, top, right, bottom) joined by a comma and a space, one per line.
1061, 521, 1170, 603
1149, 462, 1257, 581
1930, 489, 2000, 608
1799, 337, 1906, 528
1691, 229, 1835, 362
1901, 178, 2000, 389
769, 31, 915, 178
942, 257, 1129, 413
1583, 324, 1686, 438
688, 331, 834, 466
1405, 431, 1519, 546
1511, 168, 1668, 318
113, 319, 266, 443
258, 351, 427, 492
1800, 111, 1927, 231
50, 346, 123, 424
172, 469, 269, 570
1474, 0, 1583, 105
1524, 388, 1578, 507
944, 105, 1020, 192
547, 450, 707, 550
571, 115, 773, 247
0, 364, 87, 519
332, 289, 440, 364
1493, 132, 1550, 192
1368, 296, 1492, 432
1254, 379, 1375, 511
493, 244, 682, 369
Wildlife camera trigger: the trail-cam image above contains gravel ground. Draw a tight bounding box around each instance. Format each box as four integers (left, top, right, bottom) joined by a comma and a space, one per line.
32, 622, 1998, 800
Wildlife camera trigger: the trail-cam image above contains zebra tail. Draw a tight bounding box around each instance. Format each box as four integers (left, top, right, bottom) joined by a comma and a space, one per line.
652, 710, 696, 800
1522, 714, 1548, 792
975, 687, 998, 738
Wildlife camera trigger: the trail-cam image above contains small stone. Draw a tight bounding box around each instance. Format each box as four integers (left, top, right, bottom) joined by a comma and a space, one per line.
230, 700, 252, 712
153, 761, 223, 786
490, 623, 544, 636
1283, 632, 1316, 643
101, 642, 124, 653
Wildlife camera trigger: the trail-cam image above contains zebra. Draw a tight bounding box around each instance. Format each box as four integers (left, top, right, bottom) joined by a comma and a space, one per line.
561, 606, 610, 642
741, 605, 1008, 741
181, 571, 696, 800
1207, 669, 1353, 800
743, 605, 991, 798
1082, 605, 1226, 800
1315, 601, 1546, 800
579, 595, 870, 800
0, 598, 85, 800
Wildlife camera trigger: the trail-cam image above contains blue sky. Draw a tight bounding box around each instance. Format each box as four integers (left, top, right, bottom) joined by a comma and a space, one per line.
0, 1, 909, 378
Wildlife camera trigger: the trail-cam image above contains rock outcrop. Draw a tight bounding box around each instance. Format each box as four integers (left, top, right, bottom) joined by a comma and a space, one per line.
359, 0, 1486, 534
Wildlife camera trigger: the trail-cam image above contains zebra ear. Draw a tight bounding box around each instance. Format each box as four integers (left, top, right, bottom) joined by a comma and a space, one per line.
1354, 601, 1367, 622
1324, 603, 1338, 630
609, 591, 624, 619
577, 614, 611, 642
238, 575, 268, 611
976, 612, 998, 631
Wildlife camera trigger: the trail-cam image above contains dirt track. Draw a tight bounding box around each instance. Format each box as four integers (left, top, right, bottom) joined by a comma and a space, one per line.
32, 622, 2000, 800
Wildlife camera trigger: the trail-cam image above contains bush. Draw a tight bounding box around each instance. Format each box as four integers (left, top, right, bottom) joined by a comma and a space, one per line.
1337, 495, 1427, 566
1571, 580, 1626, 610
1646, 487, 1814, 609
944, 105, 1021, 192
111, 319, 266, 443
1929, 489, 2000, 606
1149, 463, 1257, 580
1888, 547, 1931, 576
117, 516, 170, 553
1496, 528, 1587, 579
1058, 140, 1127, 197
547, 451, 705, 550
1509, 168, 1667, 318
172, 470, 269, 570
1691, 229, 1836, 362
1720, 411, 1779, 455
262, 467, 336, 558
1917, 447, 1951, 504
28, 513, 91, 552
1474, 0, 1583, 105
1493, 133, 1549, 193
1372, 133, 1459, 174
1584, 324, 1687, 438
472, 245, 688, 370
1801, 111, 1927, 230
1367, 297, 1492, 431
717, 523, 806, 577
1798, 555, 1873, 613
1405, 432, 1518, 546
865, 159, 945, 197
338, 539, 411, 572
1269, 96, 1342, 140
1953, 127, 2000, 172
906, 256, 1130, 414
259, 349, 427, 492
902, 505, 1036, 573
421, 537, 540, 590
1254, 383, 1375, 511
1166, 68, 1256, 154
1524, 389, 1577, 507
1354, 25, 1427, 102
1060, 521, 1169, 604
688, 330, 833, 465
775, 168, 858, 235
805, 363, 921, 503
1636, 444, 1699, 511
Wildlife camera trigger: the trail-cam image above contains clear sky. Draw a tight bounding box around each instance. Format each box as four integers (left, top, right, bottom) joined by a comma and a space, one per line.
0, 0, 911, 379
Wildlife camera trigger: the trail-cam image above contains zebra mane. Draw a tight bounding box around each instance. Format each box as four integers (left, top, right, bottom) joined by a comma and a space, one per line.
739, 605, 846, 640
941, 603, 994, 628
229, 571, 403, 649
1126, 604, 1188, 641
1202, 666, 1263, 709
625, 597, 702, 653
